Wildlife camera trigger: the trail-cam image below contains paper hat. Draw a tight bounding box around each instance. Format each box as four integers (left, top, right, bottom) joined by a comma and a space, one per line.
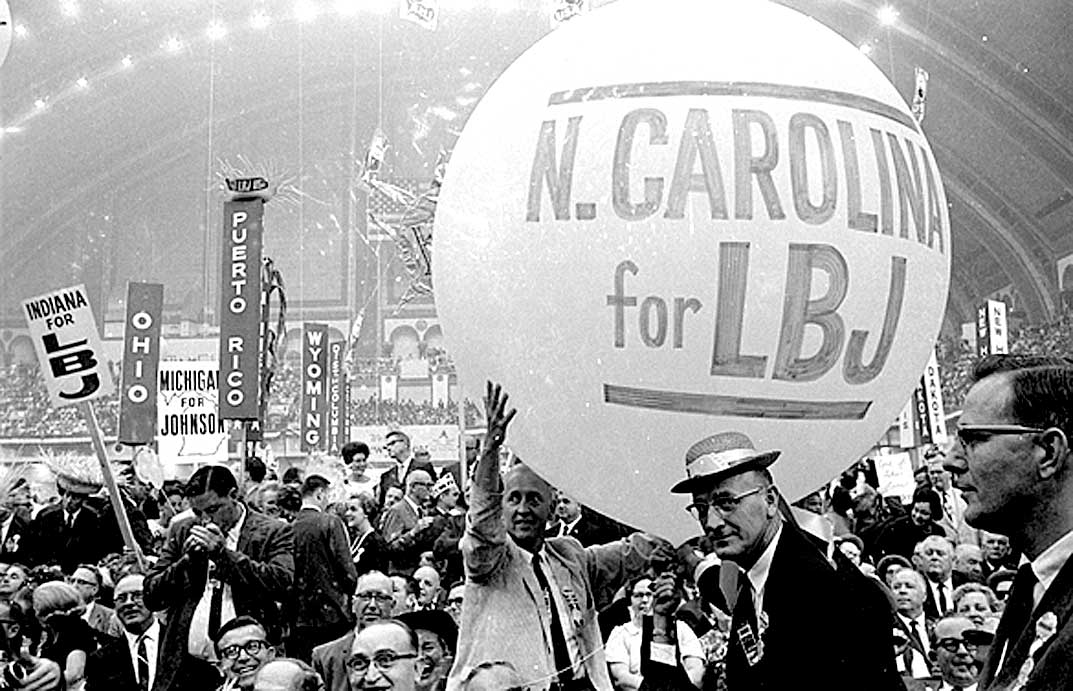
431, 473, 459, 498
670, 431, 780, 494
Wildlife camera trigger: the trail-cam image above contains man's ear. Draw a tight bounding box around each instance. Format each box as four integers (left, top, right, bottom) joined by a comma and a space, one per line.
1037, 428, 1070, 480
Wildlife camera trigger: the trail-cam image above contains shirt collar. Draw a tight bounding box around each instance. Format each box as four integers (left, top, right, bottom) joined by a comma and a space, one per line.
563, 515, 582, 532
227, 503, 247, 547
746, 521, 783, 596
124, 618, 160, 647
1029, 527, 1073, 594
300, 502, 321, 512
404, 495, 422, 513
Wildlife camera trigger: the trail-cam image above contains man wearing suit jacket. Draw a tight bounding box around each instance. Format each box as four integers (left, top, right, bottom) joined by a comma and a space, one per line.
27, 473, 107, 572
942, 359, 1073, 690
289, 475, 358, 661
312, 570, 396, 691
892, 569, 937, 679
545, 494, 626, 548
0, 496, 30, 563
381, 470, 437, 574
915, 536, 958, 619
902, 616, 983, 691
673, 431, 903, 691
378, 430, 437, 508
145, 466, 294, 691
86, 573, 220, 691
70, 565, 124, 639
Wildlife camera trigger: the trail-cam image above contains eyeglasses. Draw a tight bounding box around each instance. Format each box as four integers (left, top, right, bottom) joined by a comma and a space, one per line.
220, 640, 270, 660
685, 486, 768, 521
346, 651, 418, 674
935, 638, 978, 654
446, 597, 464, 607
355, 592, 394, 604
114, 592, 145, 605
70, 577, 97, 588
954, 424, 1046, 447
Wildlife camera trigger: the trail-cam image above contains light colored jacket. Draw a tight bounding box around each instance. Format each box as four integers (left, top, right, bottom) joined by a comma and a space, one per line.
445, 478, 658, 691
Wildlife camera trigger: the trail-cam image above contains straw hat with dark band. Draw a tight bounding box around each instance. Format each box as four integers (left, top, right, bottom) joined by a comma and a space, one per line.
670, 431, 780, 494
56, 473, 103, 496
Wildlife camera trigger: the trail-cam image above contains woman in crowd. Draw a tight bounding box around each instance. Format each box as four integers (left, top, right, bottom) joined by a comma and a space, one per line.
605, 576, 704, 691
32, 581, 99, 690
953, 582, 1001, 626
344, 491, 387, 575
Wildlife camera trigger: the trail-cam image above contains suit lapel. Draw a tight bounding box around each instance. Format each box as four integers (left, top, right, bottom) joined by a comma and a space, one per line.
237, 511, 260, 555
994, 554, 1073, 686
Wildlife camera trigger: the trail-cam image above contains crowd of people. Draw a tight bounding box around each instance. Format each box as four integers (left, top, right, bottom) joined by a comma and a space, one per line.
0, 351, 1069, 689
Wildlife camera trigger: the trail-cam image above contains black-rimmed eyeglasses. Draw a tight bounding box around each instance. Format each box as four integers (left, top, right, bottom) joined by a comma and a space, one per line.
685, 486, 768, 521
955, 424, 1046, 447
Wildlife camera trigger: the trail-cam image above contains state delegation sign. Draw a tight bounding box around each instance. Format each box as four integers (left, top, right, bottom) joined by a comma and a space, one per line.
158, 360, 228, 466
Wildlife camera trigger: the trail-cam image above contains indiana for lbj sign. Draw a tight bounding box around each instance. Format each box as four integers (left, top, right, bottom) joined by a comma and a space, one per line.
434, 0, 950, 542
22, 285, 114, 408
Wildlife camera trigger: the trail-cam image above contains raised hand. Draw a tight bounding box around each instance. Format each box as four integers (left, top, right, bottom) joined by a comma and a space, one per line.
484, 380, 517, 450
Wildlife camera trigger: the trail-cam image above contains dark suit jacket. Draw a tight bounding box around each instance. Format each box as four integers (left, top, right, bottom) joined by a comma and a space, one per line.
144, 509, 294, 691
0, 513, 29, 562
382, 497, 438, 573
27, 504, 106, 571
312, 630, 354, 691
292, 507, 358, 629
981, 554, 1073, 691
376, 457, 436, 507
700, 523, 905, 691
85, 630, 220, 691
922, 577, 956, 619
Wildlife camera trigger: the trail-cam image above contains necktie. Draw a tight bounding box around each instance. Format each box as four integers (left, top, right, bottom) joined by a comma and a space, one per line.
66, 512, 75, 530
732, 573, 763, 666
905, 620, 926, 675
531, 553, 572, 683
136, 634, 150, 691
937, 582, 948, 614
993, 564, 1038, 680
207, 564, 224, 644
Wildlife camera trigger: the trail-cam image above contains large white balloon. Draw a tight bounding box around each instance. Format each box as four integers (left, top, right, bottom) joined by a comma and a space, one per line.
0, 2, 10, 71
435, 0, 950, 542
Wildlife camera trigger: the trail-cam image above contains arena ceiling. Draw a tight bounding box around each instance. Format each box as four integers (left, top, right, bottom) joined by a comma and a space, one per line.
1, 0, 1071, 334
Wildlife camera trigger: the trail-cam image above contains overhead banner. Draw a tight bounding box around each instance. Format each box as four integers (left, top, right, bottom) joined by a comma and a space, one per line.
22, 284, 114, 408
920, 349, 948, 445
118, 282, 164, 445
300, 323, 329, 452
158, 360, 228, 467
218, 199, 263, 420
975, 299, 1008, 357
327, 340, 350, 455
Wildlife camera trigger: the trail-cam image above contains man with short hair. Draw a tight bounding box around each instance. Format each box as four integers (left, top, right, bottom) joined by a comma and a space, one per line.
0, 486, 30, 562
378, 432, 436, 509
26, 473, 106, 571
892, 568, 935, 679
381, 471, 437, 574
398, 610, 456, 691
952, 544, 985, 585
252, 658, 323, 691
145, 465, 294, 691
676, 430, 902, 690
347, 620, 420, 691
926, 449, 978, 547
978, 532, 1016, 577
69, 564, 123, 639
214, 616, 277, 691
904, 616, 982, 691
291, 475, 358, 661
448, 384, 668, 691
412, 566, 443, 611
914, 536, 957, 618
942, 361, 1073, 689
86, 574, 214, 691
443, 583, 464, 627
312, 571, 396, 691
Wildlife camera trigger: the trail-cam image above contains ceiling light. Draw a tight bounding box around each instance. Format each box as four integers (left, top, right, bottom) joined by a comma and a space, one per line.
121, 55, 133, 68
877, 5, 898, 26
76, 77, 89, 89
250, 11, 271, 29
164, 36, 183, 52
14, 24, 28, 38
294, 0, 319, 22
206, 21, 227, 40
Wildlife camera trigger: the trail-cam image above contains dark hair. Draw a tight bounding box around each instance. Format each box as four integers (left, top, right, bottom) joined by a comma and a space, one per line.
212, 614, 268, 652
162, 480, 186, 497
185, 466, 238, 499
970, 354, 1073, 384
245, 456, 267, 483
278, 486, 302, 514
281, 467, 303, 485
830, 486, 853, 514
342, 442, 371, 464
911, 487, 942, 519
385, 430, 409, 444
300, 475, 331, 498
389, 572, 418, 598
1002, 366, 1073, 442
349, 492, 379, 526
72, 564, 101, 587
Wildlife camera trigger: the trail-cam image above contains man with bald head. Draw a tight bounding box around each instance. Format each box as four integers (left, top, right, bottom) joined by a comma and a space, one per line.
312, 571, 396, 691
381, 470, 437, 574
253, 658, 324, 691
904, 616, 982, 691
675, 430, 902, 690
348, 621, 420, 691
447, 383, 668, 691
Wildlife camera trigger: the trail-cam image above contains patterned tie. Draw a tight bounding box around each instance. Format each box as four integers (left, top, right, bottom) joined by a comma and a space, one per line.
731, 573, 763, 667
136, 634, 150, 691
531, 553, 572, 683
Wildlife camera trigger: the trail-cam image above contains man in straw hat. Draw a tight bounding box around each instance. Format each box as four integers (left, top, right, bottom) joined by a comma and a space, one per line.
27, 468, 106, 572
671, 431, 902, 690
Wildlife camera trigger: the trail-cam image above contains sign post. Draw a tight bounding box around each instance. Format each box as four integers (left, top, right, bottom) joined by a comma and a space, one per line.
22, 284, 144, 568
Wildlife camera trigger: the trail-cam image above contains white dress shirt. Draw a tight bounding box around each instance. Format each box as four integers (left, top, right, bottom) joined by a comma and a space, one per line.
125, 619, 160, 689
897, 612, 932, 678
746, 522, 783, 636
187, 505, 247, 659
1029, 527, 1073, 609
